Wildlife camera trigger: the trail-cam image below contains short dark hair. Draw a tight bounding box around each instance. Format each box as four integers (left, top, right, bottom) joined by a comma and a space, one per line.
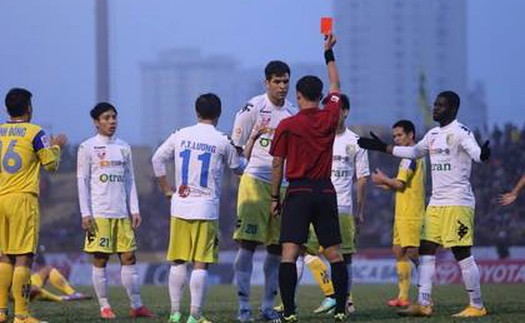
296, 76, 323, 102
5, 88, 32, 117
393, 119, 416, 138
90, 102, 117, 120
264, 60, 290, 80
341, 94, 350, 111
195, 93, 221, 120
438, 90, 460, 110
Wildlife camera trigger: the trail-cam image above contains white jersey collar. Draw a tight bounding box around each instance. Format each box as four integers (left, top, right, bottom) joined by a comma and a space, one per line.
96, 133, 115, 144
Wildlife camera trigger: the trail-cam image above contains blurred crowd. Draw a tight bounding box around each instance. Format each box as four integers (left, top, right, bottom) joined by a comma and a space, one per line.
38, 123, 525, 252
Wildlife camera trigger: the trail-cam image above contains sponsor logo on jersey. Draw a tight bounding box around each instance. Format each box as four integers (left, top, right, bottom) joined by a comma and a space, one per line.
332, 169, 351, 178
176, 184, 211, 198
431, 163, 451, 171
333, 155, 351, 162
99, 160, 125, 167
99, 173, 124, 183
430, 148, 451, 155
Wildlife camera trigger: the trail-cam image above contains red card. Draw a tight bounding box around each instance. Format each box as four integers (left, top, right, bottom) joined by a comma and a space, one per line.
321, 17, 333, 35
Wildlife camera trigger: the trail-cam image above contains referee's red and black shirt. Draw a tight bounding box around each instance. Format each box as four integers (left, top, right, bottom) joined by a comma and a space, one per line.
270, 92, 342, 180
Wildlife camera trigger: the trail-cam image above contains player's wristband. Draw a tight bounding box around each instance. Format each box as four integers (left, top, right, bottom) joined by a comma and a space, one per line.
324, 49, 335, 64
271, 194, 280, 201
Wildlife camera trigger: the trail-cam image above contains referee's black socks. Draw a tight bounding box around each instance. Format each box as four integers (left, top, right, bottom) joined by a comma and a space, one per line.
279, 262, 297, 316
330, 261, 349, 315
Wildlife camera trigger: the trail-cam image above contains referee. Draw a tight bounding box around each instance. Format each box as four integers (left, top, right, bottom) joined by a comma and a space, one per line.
269, 34, 348, 322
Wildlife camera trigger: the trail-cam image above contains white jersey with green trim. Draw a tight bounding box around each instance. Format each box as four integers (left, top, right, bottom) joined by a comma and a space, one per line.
152, 123, 241, 221
231, 93, 295, 183
393, 120, 481, 208
77, 134, 139, 219
332, 129, 370, 215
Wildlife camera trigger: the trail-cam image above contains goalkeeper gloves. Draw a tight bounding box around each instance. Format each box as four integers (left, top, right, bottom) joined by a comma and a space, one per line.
357, 132, 387, 152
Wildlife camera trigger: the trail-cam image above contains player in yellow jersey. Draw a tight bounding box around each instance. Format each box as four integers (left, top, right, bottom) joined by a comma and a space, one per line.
0, 88, 67, 323
371, 120, 426, 307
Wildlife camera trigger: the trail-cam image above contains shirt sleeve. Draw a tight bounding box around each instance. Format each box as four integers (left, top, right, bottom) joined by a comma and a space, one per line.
269, 121, 288, 158
231, 101, 257, 148
396, 159, 416, 183
459, 129, 482, 163
125, 146, 140, 215
76, 143, 92, 218
223, 137, 242, 174
151, 133, 177, 177
322, 92, 343, 130
355, 146, 370, 179
33, 129, 61, 172
392, 132, 430, 159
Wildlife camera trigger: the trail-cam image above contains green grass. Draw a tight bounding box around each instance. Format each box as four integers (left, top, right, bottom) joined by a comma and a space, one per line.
18, 284, 525, 322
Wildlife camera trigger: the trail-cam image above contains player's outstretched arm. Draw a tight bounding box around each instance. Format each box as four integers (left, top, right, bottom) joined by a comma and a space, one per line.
498, 174, 525, 206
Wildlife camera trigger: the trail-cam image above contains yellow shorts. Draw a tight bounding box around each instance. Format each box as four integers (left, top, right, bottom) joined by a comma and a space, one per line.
393, 217, 422, 247
0, 193, 39, 255
422, 206, 474, 248
305, 215, 356, 255
167, 217, 219, 263
83, 217, 136, 254
233, 174, 283, 245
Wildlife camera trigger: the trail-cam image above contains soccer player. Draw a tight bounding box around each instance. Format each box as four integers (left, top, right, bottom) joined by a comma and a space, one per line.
498, 174, 525, 206
152, 93, 245, 323
370, 120, 426, 307
77, 102, 154, 320
303, 93, 369, 315
269, 33, 348, 322
358, 91, 491, 317
0, 88, 67, 323
231, 60, 295, 322
29, 245, 91, 302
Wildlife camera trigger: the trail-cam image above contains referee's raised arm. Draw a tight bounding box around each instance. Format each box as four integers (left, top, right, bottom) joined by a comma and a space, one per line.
324, 33, 340, 94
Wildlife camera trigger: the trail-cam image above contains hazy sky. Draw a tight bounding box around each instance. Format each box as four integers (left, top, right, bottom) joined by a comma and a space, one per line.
0, 0, 523, 144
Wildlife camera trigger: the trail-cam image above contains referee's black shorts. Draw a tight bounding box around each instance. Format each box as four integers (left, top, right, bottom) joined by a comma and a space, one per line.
280, 178, 341, 248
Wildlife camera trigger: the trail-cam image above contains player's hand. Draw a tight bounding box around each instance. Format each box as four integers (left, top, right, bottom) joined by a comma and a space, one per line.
498, 192, 517, 206
164, 190, 174, 200
51, 133, 68, 147
371, 168, 387, 185
131, 213, 142, 229
82, 216, 95, 231
480, 140, 490, 161
324, 33, 337, 50
270, 200, 281, 217
357, 132, 387, 152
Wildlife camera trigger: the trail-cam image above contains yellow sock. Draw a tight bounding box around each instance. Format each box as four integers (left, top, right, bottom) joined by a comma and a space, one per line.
30, 273, 44, 288
34, 288, 63, 302
12, 266, 31, 316
0, 262, 14, 310
305, 255, 334, 296
49, 268, 76, 295
396, 260, 411, 301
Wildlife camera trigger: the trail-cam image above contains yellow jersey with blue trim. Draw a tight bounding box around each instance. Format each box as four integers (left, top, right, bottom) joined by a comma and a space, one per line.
0, 121, 60, 196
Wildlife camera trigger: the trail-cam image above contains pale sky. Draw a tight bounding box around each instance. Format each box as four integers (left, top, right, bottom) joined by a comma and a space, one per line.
0, 0, 523, 144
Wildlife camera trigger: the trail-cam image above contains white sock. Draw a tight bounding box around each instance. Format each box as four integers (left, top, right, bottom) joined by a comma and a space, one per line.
234, 248, 254, 311
121, 265, 142, 309
189, 269, 208, 318
92, 266, 110, 309
262, 253, 280, 311
417, 255, 435, 306
169, 263, 188, 314
458, 256, 484, 308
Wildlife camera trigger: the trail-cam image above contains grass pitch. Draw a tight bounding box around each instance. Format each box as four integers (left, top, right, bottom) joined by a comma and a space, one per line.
22, 284, 525, 322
